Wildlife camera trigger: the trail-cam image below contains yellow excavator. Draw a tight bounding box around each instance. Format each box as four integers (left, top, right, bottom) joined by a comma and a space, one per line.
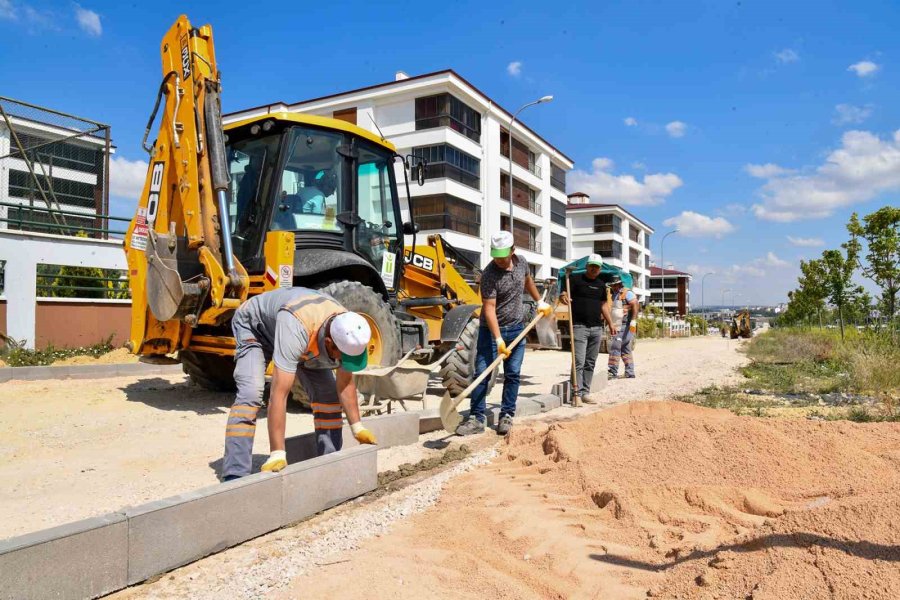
730, 310, 753, 339
124, 15, 496, 399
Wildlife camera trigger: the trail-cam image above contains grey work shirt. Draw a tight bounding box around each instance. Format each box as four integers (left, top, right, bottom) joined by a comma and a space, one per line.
480, 254, 528, 328
233, 287, 339, 373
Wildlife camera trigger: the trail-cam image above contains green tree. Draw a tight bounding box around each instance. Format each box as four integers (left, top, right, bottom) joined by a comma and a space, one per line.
820, 241, 861, 340
796, 258, 828, 327
848, 207, 900, 320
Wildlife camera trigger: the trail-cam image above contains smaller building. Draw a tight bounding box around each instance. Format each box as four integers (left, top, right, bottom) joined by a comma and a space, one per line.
565, 194, 654, 302
648, 266, 692, 315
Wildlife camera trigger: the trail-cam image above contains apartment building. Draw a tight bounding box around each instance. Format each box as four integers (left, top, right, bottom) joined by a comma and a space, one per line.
565, 192, 654, 302
0, 97, 111, 237
648, 266, 692, 315
223, 70, 573, 277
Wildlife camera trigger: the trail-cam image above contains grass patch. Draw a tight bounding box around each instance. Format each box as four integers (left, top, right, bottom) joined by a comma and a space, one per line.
0, 335, 115, 367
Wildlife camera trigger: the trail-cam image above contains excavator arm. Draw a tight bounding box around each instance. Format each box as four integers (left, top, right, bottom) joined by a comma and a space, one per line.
124, 15, 248, 357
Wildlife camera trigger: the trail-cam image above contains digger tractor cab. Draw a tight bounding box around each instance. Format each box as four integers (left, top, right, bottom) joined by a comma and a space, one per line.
224, 113, 405, 289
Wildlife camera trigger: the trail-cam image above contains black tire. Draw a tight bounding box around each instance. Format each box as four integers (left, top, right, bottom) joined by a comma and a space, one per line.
179, 349, 236, 392
439, 317, 498, 397
290, 280, 401, 407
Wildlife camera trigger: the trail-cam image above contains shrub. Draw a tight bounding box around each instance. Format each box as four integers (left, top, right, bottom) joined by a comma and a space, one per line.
0, 336, 115, 367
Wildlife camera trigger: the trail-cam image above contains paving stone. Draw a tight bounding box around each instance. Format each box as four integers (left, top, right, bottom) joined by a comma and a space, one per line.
125, 471, 282, 584
286, 412, 419, 463
0, 512, 127, 600
418, 408, 442, 434
282, 445, 377, 524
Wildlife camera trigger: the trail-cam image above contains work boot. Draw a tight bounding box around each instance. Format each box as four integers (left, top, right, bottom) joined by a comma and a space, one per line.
455, 417, 485, 436
582, 393, 600, 404
497, 414, 514, 435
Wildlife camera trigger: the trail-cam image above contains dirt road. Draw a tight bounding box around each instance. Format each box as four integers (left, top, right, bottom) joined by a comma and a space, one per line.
1, 335, 745, 540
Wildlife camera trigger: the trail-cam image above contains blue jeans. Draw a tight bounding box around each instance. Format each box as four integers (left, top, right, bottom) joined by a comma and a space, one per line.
468, 323, 526, 423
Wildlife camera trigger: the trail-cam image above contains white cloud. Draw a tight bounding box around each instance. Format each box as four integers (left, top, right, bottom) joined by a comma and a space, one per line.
567, 157, 682, 206
732, 264, 766, 277
774, 48, 799, 64
744, 163, 795, 178
752, 129, 900, 222
506, 61, 522, 77
848, 60, 880, 78
833, 103, 873, 125
662, 211, 735, 238
74, 4, 101, 36
758, 252, 789, 267
721, 203, 748, 216
631, 161, 646, 170
665, 120, 687, 138
0, 0, 15, 20
624, 117, 637, 127
109, 156, 148, 199
787, 236, 825, 247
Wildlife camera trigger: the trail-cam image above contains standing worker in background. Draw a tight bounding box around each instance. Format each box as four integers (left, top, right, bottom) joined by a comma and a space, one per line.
559, 254, 615, 403
455, 231, 552, 436
607, 276, 640, 379
222, 287, 377, 481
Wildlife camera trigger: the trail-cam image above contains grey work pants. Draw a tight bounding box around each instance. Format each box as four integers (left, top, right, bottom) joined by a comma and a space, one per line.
222, 316, 343, 480
573, 324, 604, 397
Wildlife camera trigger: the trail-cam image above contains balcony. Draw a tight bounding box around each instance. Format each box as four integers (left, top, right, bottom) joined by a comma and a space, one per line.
414, 213, 481, 237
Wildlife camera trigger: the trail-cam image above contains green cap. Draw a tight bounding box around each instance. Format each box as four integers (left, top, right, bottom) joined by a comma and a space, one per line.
340, 350, 368, 373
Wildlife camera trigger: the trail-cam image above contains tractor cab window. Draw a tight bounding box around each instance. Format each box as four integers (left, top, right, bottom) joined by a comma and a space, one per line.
271, 127, 344, 233
227, 134, 279, 263
355, 144, 399, 276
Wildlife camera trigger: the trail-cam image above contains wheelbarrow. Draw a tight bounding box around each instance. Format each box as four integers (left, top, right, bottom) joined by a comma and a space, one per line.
353, 348, 457, 415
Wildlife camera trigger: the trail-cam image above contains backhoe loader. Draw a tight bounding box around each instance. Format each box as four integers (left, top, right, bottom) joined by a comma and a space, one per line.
124, 15, 494, 400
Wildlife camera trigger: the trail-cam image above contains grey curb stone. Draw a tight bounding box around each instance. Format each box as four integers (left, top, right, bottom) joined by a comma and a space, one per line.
0, 512, 127, 600
0, 363, 182, 383
285, 411, 419, 463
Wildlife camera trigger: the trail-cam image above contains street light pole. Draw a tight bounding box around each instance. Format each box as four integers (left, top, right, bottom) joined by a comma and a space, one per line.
658, 229, 678, 313
507, 95, 553, 236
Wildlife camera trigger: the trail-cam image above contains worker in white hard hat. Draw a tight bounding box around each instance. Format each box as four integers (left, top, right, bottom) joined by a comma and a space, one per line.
455, 230, 552, 437
221, 287, 377, 481
559, 253, 616, 403
607, 275, 640, 379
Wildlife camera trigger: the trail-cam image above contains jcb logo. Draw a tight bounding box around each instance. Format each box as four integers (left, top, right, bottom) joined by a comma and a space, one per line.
405, 252, 434, 272
179, 34, 191, 80
146, 162, 164, 226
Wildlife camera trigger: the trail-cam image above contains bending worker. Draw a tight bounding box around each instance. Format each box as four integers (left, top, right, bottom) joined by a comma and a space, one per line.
607, 276, 640, 379
559, 253, 615, 404
222, 287, 377, 481
455, 230, 552, 437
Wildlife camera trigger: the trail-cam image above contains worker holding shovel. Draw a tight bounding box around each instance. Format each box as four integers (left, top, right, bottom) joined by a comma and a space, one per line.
455, 231, 552, 436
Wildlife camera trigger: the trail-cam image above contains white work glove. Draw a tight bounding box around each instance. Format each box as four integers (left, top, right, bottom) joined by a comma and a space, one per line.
495, 337, 511, 360
350, 422, 377, 444
537, 300, 552, 318
261, 450, 287, 473
629, 316, 637, 334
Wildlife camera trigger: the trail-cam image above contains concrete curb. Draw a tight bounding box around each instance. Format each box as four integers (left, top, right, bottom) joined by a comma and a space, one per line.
0, 410, 422, 599
0, 362, 183, 383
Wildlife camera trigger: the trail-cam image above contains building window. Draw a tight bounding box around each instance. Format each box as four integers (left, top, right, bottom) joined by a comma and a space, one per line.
411, 194, 481, 237
645, 232, 651, 250
499, 174, 540, 214
500, 130, 540, 177
500, 216, 540, 252
649, 278, 662, 289
629, 224, 641, 244
8, 169, 98, 210
551, 232, 566, 260
528, 263, 538, 278
629, 247, 641, 266
593, 213, 622, 233
415, 93, 481, 142
593, 239, 621, 260
332, 107, 357, 125
630, 271, 641, 288
412, 144, 480, 189
550, 163, 566, 192
645, 254, 650, 269
550, 267, 559, 278
8, 131, 103, 172
550, 199, 566, 226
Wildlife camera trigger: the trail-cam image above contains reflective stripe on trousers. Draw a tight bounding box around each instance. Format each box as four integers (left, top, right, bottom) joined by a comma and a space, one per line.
607, 329, 635, 377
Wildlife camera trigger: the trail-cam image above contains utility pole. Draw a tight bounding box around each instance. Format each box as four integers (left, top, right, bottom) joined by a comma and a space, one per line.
507, 95, 553, 236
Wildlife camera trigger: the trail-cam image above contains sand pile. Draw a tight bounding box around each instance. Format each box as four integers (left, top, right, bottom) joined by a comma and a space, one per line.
55, 347, 138, 365
505, 401, 900, 598
283, 401, 900, 599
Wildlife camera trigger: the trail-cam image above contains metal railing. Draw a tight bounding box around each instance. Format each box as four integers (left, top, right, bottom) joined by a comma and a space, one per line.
550, 175, 566, 192
0, 201, 131, 238
413, 213, 481, 237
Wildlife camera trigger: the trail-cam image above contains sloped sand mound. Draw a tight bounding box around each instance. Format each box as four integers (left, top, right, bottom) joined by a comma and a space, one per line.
283, 401, 900, 599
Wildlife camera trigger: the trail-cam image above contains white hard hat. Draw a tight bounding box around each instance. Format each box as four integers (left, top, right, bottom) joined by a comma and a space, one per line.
587, 253, 603, 266
490, 230, 514, 257
330, 312, 371, 372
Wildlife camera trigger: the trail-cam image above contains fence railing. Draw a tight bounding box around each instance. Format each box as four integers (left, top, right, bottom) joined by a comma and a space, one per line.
0, 201, 131, 238
35, 265, 130, 300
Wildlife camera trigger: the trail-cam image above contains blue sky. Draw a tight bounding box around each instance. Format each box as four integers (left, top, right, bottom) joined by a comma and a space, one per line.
2, 0, 898, 305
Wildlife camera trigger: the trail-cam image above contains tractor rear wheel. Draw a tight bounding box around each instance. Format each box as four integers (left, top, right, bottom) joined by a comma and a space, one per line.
439, 316, 498, 398
290, 280, 401, 408
180, 349, 236, 392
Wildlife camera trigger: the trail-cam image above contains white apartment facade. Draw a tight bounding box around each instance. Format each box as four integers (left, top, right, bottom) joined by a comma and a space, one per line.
565, 193, 654, 302
224, 70, 573, 277
648, 267, 692, 315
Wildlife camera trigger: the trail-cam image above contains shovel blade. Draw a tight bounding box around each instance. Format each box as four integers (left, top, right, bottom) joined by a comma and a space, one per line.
439, 391, 463, 433
534, 314, 560, 349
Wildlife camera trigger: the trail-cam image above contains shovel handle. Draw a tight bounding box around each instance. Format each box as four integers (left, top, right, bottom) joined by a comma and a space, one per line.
447, 295, 546, 411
